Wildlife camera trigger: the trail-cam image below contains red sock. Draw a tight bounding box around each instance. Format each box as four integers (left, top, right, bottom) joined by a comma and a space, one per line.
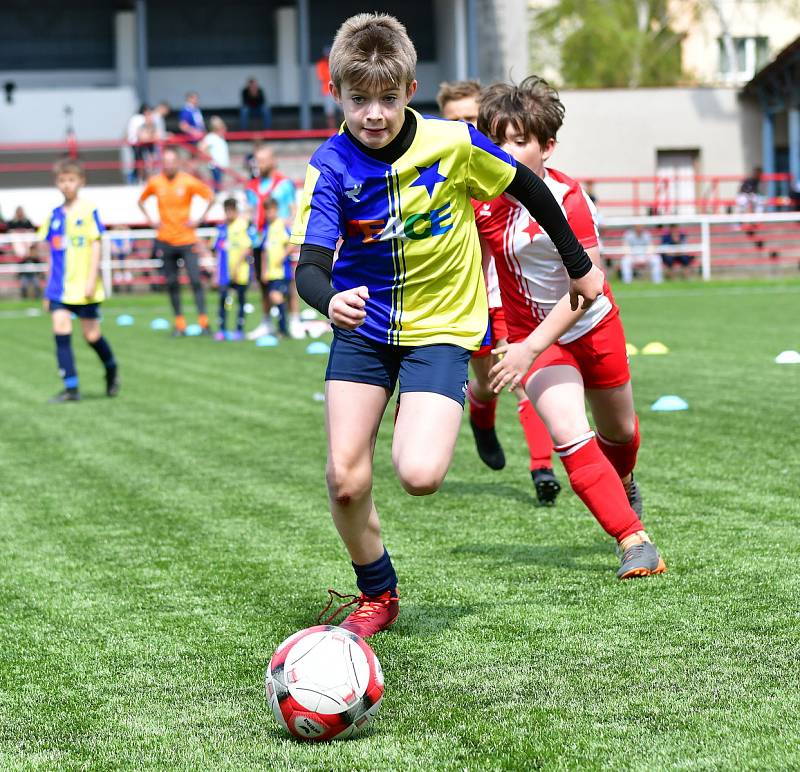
517, 398, 553, 470
467, 382, 497, 430
597, 415, 640, 479
556, 434, 642, 541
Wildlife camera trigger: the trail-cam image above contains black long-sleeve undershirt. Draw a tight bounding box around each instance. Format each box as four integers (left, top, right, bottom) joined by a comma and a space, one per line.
295, 245, 336, 318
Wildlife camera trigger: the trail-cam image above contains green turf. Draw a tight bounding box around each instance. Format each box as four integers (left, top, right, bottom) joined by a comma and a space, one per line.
1, 281, 799, 770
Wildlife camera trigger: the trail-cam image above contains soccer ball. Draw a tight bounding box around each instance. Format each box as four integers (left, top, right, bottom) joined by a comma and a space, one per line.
265, 625, 384, 741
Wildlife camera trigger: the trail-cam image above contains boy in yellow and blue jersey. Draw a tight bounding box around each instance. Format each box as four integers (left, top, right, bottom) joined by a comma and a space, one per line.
213, 198, 255, 341
260, 197, 293, 336
38, 159, 119, 403
293, 13, 605, 638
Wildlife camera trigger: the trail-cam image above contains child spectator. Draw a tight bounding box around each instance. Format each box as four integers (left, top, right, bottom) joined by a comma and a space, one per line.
213, 198, 254, 341
260, 197, 293, 336
200, 116, 230, 192
37, 160, 120, 402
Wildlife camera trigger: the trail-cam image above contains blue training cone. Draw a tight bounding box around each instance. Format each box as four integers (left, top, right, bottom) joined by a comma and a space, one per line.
306, 341, 330, 355
116, 314, 134, 326
150, 318, 170, 331
255, 334, 279, 347
185, 323, 202, 337
651, 395, 688, 412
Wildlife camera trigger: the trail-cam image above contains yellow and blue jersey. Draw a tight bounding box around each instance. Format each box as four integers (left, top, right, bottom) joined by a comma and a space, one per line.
263, 218, 292, 281
214, 217, 256, 286
291, 109, 517, 348
38, 199, 105, 305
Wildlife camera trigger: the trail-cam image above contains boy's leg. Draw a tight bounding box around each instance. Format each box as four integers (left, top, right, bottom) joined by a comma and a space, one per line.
393, 392, 463, 495
467, 353, 505, 470
325, 379, 399, 637
51, 308, 79, 401
515, 385, 561, 506
527, 365, 662, 577
81, 316, 119, 397
587, 381, 641, 514
269, 286, 288, 336
216, 288, 228, 339
235, 284, 247, 333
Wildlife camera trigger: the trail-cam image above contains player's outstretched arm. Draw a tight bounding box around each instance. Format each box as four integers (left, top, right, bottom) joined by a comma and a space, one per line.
504, 164, 604, 310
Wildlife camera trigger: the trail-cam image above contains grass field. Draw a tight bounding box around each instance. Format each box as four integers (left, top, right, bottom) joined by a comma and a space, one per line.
1, 280, 799, 770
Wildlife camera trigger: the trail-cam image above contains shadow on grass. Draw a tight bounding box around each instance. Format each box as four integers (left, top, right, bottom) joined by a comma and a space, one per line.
452, 541, 611, 572
440, 480, 534, 505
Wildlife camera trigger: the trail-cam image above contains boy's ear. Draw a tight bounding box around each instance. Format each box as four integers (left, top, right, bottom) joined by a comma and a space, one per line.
405, 80, 418, 101
542, 137, 557, 160
329, 81, 340, 102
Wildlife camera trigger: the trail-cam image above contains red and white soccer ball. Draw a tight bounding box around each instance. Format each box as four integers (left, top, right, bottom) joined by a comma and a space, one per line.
265, 625, 384, 741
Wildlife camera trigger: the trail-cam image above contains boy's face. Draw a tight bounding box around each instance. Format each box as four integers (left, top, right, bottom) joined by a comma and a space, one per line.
441, 96, 479, 126
333, 80, 417, 149
56, 172, 83, 200
225, 207, 237, 222
264, 205, 277, 223
498, 124, 556, 176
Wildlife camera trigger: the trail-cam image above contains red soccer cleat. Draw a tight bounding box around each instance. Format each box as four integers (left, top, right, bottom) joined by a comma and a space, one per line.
318, 588, 399, 639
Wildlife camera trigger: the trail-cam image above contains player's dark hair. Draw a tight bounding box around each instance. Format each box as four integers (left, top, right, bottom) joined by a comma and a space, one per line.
436, 80, 481, 112
53, 158, 85, 179
263, 197, 278, 210
223, 198, 238, 210
478, 76, 564, 148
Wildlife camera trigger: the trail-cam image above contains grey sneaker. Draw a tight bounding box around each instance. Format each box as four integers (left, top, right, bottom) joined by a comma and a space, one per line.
625, 475, 643, 517
616, 541, 666, 580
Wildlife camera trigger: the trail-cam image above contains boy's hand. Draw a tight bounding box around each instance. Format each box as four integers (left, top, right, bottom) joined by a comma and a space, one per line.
569, 263, 605, 310
328, 286, 369, 330
84, 280, 96, 300
489, 340, 538, 393
42, 298, 50, 312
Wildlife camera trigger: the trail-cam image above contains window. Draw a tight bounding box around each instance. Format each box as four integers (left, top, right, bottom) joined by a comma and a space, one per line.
718, 36, 769, 83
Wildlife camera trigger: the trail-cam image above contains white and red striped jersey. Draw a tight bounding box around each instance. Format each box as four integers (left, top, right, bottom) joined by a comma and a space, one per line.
473, 166, 615, 344
485, 256, 502, 308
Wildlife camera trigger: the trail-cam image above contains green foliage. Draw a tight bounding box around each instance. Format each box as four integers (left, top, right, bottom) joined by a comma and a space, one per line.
1, 283, 799, 768
533, 0, 684, 87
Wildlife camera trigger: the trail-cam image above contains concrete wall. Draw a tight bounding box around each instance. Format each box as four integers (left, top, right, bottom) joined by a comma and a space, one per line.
0, 87, 139, 144
553, 87, 762, 208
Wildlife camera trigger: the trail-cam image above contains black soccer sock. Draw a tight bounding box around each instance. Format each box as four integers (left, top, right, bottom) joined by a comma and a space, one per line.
55, 334, 79, 389
352, 549, 398, 597
277, 302, 288, 335
236, 285, 246, 332
88, 336, 116, 371
218, 289, 228, 331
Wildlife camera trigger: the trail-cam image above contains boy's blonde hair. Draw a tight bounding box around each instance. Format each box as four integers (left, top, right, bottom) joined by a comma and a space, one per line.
53, 158, 85, 179
209, 116, 227, 133
329, 13, 416, 92
478, 76, 565, 148
436, 80, 481, 112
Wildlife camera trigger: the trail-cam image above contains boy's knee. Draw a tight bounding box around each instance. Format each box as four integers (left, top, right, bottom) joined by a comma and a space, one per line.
396, 461, 444, 496
326, 459, 372, 506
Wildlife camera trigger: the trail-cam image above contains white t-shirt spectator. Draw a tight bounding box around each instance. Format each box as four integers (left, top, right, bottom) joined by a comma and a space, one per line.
202, 133, 229, 168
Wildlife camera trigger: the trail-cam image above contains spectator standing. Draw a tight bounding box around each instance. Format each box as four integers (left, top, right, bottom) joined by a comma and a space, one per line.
7, 206, 39, 299
137, 147, 215, 335
621, 224, 662, 284
125, 104, 152, 183
178, 92, 205, 143
152, 101, 170, 142
240, 78, 271, 130
199, 116, 230, 192
315, 47, 338, 129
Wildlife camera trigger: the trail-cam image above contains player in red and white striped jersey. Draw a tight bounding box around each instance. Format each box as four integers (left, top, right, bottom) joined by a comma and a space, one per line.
476, 77, 666, 579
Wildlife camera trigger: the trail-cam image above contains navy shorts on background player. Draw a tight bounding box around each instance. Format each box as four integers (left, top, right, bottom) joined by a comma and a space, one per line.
326, 327, 471, 406
49, 301, 101, 320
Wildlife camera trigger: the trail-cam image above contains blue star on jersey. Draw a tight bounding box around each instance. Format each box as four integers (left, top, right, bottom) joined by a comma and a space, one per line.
411, 160, 447, 198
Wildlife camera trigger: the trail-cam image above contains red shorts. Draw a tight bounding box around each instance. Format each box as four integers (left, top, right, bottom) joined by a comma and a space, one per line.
523, 311, 630, 390
473, 307, 508, 359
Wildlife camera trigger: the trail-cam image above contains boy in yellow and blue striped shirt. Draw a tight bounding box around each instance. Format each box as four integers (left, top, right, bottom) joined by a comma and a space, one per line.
292, 13, 605, 638
38, 159, 119, 402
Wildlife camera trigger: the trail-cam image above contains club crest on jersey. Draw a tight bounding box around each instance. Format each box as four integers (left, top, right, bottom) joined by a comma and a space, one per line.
347, 202, 454, 243
345, 183, 363, 202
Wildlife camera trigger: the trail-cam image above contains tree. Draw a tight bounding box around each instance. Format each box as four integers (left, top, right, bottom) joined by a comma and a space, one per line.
531, 0, 685, 88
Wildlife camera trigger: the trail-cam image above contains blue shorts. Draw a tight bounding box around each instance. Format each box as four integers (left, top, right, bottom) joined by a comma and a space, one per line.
326, 327, 471, 406
266, 279, 289, 296
49, 300, 101, 319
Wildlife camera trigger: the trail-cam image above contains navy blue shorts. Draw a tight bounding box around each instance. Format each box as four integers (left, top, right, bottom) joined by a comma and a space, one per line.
266, 279, 289, 296
49, 300, 101, 319
326, 327, 471, 406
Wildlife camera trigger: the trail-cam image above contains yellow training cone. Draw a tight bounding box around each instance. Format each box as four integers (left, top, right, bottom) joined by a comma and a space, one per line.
642, 341, 669, 355
626, 343, 639, 356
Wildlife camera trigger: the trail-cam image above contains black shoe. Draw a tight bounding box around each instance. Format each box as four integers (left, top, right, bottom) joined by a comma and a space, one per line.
200, 325, 213, 337
531, 467, 561, 506
171, 328, 186, 338
105, 366, 120, 397
469, 419, 506, 470
49, 387, 80, 404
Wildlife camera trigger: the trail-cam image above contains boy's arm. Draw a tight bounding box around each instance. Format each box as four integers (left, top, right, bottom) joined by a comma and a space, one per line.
504, 164, 604, 311
490, 245, 602, 393
85, 239, 102, 299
